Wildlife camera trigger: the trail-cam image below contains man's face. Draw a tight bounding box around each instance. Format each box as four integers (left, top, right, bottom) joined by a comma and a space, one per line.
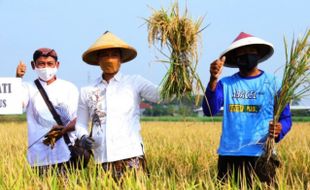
234, 46, 259, 72
235, 46, 259, 57
31, 56, 59, 69
97, 49, 121, 74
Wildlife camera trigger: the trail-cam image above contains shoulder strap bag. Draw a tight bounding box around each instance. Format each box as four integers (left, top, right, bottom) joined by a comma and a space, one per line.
34, 79, 92, 169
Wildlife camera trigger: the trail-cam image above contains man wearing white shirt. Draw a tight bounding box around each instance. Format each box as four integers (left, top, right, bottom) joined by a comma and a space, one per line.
76, 31, 160, 178
16, 48, 79, 175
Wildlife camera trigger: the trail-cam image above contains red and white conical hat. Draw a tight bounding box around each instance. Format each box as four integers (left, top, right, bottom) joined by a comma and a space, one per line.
220, 32, 274, 68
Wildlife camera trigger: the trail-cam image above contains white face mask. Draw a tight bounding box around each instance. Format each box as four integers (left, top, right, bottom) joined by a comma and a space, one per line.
35, 67, 58, 81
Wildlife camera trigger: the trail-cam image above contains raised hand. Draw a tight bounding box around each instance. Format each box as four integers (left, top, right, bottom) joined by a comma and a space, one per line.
209, 56, 225, 91
16, 61, 27, 78
210, 56, 225, 80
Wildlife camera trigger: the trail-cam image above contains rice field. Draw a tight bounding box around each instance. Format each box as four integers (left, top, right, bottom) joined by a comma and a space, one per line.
0, 121, 309, 189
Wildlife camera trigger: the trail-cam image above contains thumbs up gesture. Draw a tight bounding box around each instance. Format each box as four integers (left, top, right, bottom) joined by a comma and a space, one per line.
210, 56, 225, 80
208, 56, 225, 91
16, 61, 27, 78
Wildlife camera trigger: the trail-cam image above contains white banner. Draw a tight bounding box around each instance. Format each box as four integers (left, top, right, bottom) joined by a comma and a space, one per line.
0, 78, 23, 114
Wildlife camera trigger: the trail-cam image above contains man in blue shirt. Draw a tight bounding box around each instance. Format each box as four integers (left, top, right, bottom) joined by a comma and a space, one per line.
202, 32, 292, 185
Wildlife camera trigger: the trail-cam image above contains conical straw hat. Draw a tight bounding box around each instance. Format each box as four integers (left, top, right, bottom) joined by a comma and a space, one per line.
82, 31, 137, 65
220, 32, 274, 68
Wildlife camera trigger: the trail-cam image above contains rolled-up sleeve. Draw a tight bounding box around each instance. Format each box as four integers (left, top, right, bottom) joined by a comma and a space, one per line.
75, 88, 90, 139
202, 81, 224, 116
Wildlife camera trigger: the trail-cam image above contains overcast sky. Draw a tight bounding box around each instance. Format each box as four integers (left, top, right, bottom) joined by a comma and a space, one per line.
0, 0, 309, 105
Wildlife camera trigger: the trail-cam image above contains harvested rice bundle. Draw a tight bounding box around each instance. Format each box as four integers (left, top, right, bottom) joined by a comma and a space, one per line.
146, 2, 206, 103
256, 29, 310, 180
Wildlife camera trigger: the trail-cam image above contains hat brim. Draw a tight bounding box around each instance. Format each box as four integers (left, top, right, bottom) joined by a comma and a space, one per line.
221, 37, 274, 68
82, 46, 137, 65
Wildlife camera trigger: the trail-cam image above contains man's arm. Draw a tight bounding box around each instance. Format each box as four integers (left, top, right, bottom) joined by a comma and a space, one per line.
202, 56, 225, 116
16, 61, 30, 111
51, 118, 77, 136
202, 81, 224, 116
75, 89, 90, 139
276, 104, 292, 142
137, 75, 160, 103
75, 88, 95, 150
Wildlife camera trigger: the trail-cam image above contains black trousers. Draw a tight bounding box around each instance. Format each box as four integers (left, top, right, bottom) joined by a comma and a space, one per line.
218, 155, 275, 185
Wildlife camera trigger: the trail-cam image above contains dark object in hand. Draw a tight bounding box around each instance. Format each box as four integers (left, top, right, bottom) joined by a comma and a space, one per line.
79, 135, 95, 150
42, 128, 63, 149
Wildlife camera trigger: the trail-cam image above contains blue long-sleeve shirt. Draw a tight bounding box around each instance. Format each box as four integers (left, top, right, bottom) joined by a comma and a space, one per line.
202, 71, 292, 156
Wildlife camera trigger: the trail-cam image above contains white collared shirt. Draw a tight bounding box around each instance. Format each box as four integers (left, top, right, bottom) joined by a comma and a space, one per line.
22, 78, 79, 166
75, 72, 160, 163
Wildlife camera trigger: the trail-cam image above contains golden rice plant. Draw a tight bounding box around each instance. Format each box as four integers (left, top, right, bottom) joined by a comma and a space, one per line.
1, 121, 310, 189
257, 29, 310, 178
146, 2, 206, 104
274, 29, 310, 124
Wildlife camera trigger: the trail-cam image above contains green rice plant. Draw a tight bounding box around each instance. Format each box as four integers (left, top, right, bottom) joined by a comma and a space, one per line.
145, 1, 206, 104
257, 29, 310, 179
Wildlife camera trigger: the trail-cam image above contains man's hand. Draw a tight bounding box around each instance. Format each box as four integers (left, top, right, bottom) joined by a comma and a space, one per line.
42, 126, 64, 149
269, 121, 282, 138
210, 56, 225, 80
51, 125, 66, 136
16, 61, 27, 78
79, 135, 95, 150
209, 56, 225, 91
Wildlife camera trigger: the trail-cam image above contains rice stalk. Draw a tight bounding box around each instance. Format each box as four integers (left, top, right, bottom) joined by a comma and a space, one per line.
257, 29, 310, 179
270, 29, 310, 155
145, 1, 206, 104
